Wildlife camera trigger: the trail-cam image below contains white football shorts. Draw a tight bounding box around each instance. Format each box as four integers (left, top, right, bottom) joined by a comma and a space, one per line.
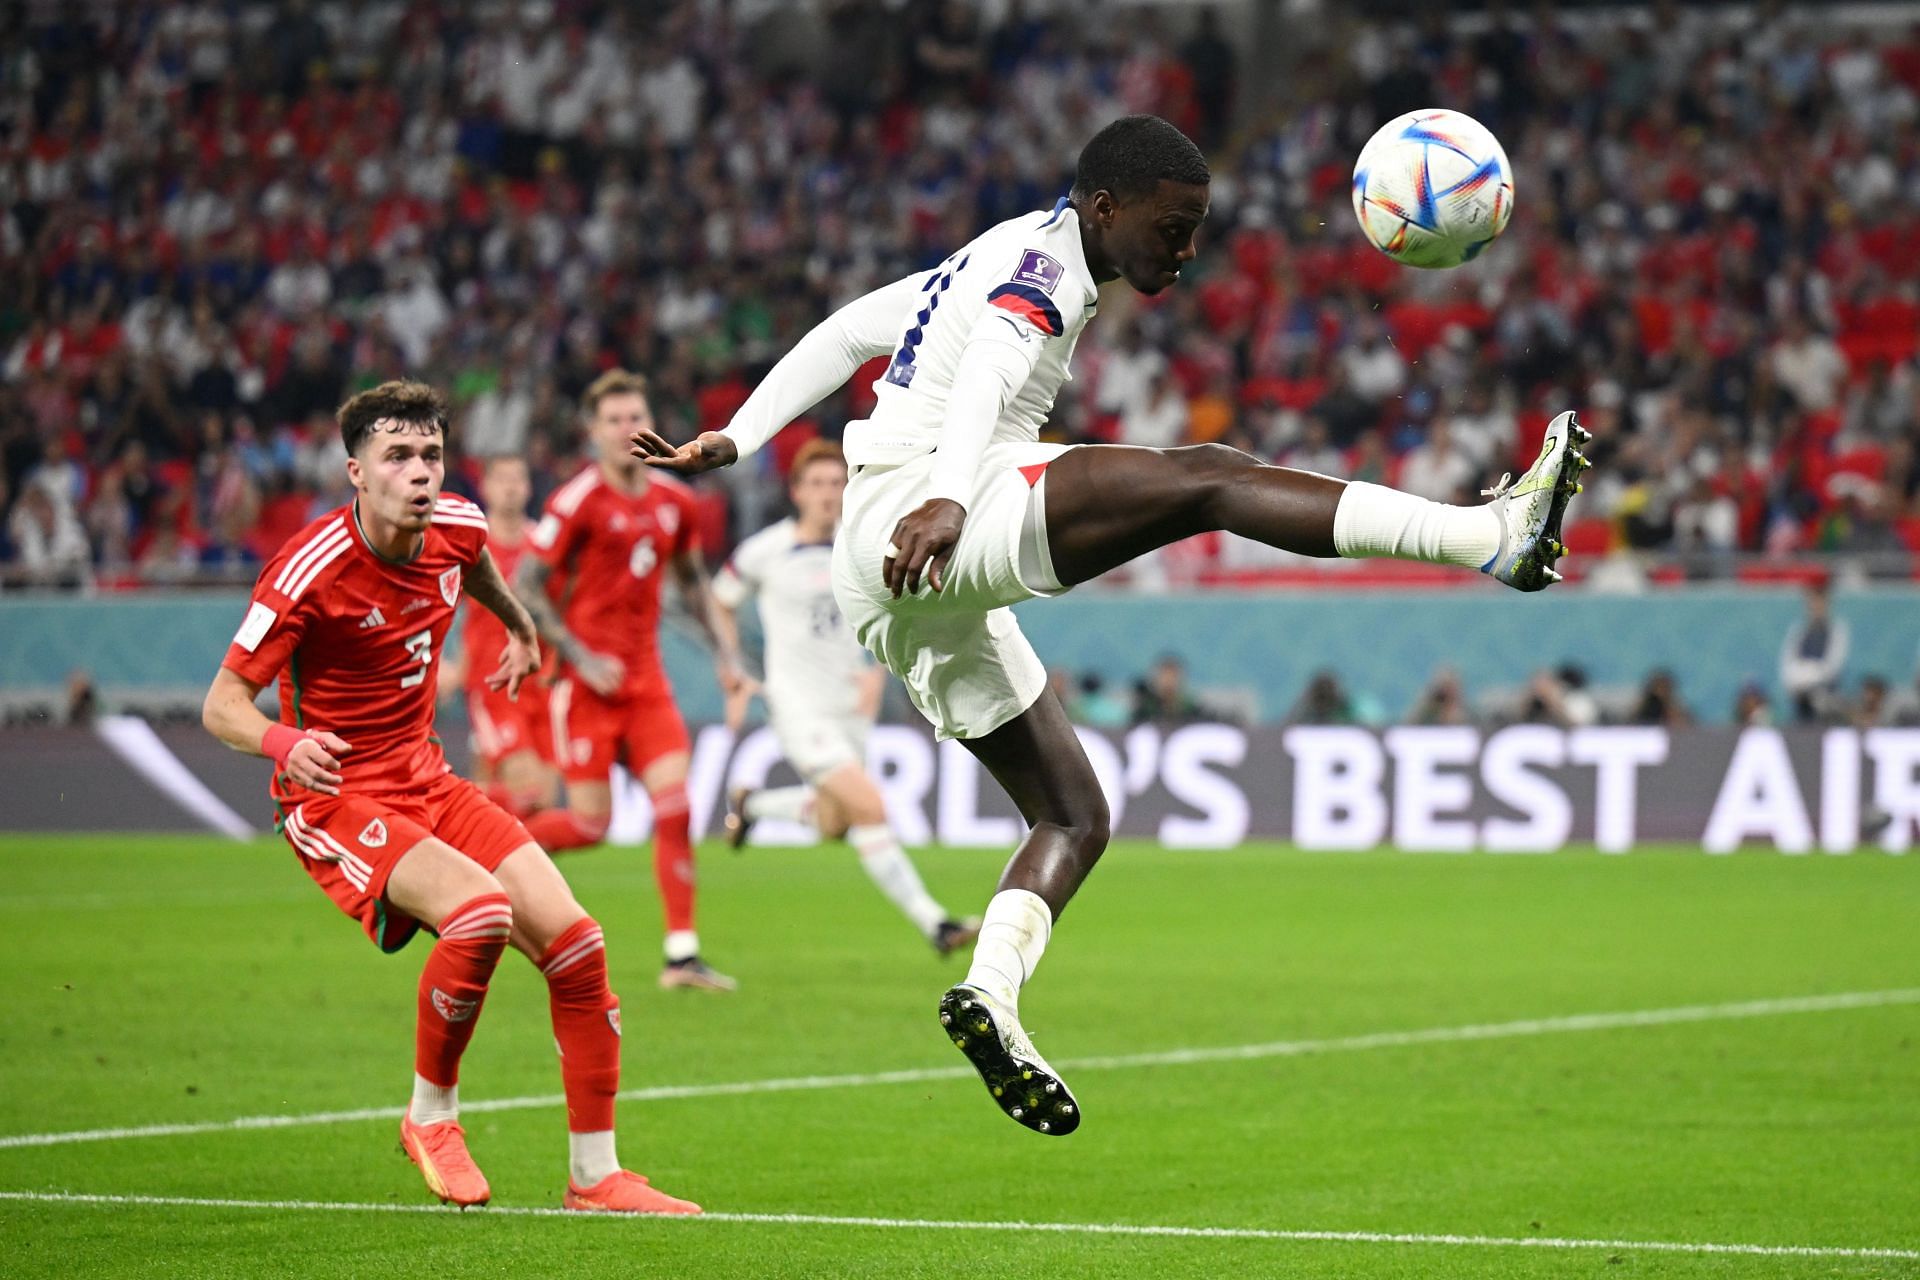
832, 440, 1073, 740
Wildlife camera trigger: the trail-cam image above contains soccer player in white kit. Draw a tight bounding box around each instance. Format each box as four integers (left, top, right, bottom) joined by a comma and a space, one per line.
709, 440, 980, 956
635, 116, 1591, 1136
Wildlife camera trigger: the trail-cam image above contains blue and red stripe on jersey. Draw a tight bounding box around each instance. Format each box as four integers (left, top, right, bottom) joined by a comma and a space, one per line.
986, 282, 1064, 337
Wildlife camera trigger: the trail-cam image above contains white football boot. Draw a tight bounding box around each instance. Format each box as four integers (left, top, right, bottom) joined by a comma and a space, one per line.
1481, 409, 1592, 591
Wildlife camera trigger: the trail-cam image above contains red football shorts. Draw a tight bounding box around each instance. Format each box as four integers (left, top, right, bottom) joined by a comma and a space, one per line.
547, 672, 690, 783
467, 680, 553, 769
279, 771, 532, 952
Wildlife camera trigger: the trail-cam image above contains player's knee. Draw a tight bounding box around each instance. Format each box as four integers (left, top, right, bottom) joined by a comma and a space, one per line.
1058, 782, 1111, 856
442, 877, 513, 939
1175, 442, 1260, 512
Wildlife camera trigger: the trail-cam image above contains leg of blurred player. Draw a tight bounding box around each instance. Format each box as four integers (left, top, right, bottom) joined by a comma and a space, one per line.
817, 762, 977, 955
639, 748, 733, 990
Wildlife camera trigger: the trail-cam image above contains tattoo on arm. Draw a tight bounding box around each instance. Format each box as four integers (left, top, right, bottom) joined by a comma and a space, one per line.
464, 549, 536, 642
513, 555, 579, 660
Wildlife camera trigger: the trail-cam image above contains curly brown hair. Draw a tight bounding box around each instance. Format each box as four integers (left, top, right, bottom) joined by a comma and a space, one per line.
337, 380, 448, 457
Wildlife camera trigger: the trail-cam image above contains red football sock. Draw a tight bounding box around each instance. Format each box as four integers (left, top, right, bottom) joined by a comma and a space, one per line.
415, 893, 513, 1087
525, 807, 609, 853
540, 916, 620, 1133
651, 782, 696, 934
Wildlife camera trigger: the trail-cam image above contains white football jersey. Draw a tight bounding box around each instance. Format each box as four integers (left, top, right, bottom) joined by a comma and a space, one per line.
843, 199, 1100, 466
712, 518, 869, 716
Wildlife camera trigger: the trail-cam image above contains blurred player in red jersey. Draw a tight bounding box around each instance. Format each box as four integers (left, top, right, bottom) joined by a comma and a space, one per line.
456, 455, 558, 818
202, 381, 699, 1214
516, 370, 746, 992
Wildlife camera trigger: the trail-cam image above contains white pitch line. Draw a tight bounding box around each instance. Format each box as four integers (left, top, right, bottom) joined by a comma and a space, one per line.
1, 1191, 1915, 1262
4, 987, 1917, 1152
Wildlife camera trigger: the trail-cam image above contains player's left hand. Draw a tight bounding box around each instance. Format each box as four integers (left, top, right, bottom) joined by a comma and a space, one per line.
885, 499, 966, 598
489, 632, 542, 699
632, 428, 737, 474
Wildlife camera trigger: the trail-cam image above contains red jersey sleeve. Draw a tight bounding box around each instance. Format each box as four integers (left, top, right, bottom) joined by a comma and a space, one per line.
432, 494, 492, 568
222, 543, 320, 686
530, 487, 590, 568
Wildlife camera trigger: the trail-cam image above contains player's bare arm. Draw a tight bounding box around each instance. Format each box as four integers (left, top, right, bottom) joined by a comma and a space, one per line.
670, 544, 747, 694
515, 554, 624, 696
462, 546, 541, 698
201, 666, 352, 796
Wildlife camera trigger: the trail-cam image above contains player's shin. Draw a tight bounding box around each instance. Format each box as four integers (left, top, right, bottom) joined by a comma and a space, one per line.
1331, 481, 1501, 569
743, 785, 815, 826
539, 916, 623, 1186
651, 782, 699, 958
524, 807, 609, 852
963, 888, 1053, 1013
413, 892, 514, 1116
849, 823, 949, 939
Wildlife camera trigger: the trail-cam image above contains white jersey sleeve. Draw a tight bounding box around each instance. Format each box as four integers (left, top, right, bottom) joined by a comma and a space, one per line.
720, 271, 934, 460
712, 523, 781, 610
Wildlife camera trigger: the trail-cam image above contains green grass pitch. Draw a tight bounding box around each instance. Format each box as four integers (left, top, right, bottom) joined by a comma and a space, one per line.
1, 835, 1916, 1278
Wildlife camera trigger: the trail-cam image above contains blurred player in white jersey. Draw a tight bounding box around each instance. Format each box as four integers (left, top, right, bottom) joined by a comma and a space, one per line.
710, 440, 979, 957
636, 116, 1591, 1137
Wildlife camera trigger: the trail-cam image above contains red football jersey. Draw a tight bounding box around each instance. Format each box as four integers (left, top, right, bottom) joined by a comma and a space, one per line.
460, 525, 544, 695
223, 495, 490, 798
530, 464, 698, 686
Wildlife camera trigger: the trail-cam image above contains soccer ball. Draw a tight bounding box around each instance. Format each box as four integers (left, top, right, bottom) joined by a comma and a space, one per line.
1351, 109, 1513, 269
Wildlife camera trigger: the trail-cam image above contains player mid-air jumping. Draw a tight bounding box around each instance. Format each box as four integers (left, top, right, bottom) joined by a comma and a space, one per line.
710, 439, 979, 956
516, 370, 745, 992
634, 116, 1590, 1135
202, 381, 699, 1212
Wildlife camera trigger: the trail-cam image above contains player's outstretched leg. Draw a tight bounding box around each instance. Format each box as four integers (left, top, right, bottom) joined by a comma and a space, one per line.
938, 690, 1105, 1136
495, 845, 702, 1214
1042, 411, 1591, 591
724, 783, 814, 849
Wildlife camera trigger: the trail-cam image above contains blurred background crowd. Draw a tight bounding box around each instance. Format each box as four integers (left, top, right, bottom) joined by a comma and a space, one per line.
1, 0, 1917, 596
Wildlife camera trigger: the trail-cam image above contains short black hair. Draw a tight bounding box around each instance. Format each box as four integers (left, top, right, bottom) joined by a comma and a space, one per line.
1071, 115, 1210, 204
337, 380, 448, 457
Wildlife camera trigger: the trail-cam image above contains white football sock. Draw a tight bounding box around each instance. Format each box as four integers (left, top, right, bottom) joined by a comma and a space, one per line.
410, 1074, 458, 1126
663, 929, 700, 963
848, 823, 948, 938
963, 889, 1053, 1013
569, 1129, 619, 1187
1332, 481, 1501, 570
744, 785, 815, 825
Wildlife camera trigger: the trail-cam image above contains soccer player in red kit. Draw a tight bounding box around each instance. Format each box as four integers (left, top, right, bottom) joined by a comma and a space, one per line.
458, 454, 558, 817
202, 381, 698, 1214
517, 369, 745, 991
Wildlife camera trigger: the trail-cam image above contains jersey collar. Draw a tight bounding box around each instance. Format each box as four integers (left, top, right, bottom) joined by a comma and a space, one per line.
350, 499, 426, 566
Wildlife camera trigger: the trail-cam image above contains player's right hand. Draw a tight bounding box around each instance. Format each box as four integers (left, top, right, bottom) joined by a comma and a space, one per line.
885, 498, 966, 598
286, 731, 352, 796
573, 648, 626, 698
632, 428, 737, 475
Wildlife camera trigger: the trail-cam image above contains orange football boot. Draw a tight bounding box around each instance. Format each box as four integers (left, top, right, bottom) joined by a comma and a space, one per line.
399, 1107, 491, 1207
564, 1170, 703, 1215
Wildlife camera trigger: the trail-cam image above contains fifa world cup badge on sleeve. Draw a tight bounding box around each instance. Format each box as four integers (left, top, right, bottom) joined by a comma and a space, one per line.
1012, 250, 1064, 295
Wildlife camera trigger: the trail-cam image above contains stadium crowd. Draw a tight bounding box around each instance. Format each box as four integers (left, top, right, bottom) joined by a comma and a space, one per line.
0, 1, 1917, 591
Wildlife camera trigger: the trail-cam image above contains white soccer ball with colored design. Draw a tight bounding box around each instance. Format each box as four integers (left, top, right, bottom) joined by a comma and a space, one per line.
1351, 109, 1513, 269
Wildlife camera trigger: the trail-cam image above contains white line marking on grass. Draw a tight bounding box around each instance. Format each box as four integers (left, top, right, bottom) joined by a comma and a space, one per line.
5, 987, 1917, 1151
2, 1191, 1916, 1262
